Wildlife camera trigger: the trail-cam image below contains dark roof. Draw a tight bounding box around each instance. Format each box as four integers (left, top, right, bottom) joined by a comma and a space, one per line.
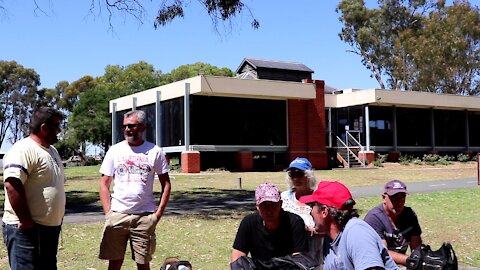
235, 58, 314, 74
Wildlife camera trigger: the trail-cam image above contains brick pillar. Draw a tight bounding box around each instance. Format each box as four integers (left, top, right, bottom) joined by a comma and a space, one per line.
287, 80, 328, 169
358, 151, 375, 164
235, 151, 253, 172
181, 151, 200, 173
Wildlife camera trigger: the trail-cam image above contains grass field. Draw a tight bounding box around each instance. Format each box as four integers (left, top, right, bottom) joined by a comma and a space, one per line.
0, 163, 479, 269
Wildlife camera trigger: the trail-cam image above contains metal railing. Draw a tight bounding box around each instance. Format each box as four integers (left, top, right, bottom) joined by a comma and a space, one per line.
335, 131, 366, 168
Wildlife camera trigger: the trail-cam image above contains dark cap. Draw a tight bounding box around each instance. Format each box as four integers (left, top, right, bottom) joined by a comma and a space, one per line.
384, 180, 408, 196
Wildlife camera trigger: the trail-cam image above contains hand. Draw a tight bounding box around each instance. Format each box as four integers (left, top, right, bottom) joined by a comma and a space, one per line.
306, 226, 318, 236
18, 219, 35, 229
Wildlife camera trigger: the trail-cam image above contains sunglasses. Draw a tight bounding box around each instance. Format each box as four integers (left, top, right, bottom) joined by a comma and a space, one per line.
122, 123, 143, 129
288, 169, 305, 178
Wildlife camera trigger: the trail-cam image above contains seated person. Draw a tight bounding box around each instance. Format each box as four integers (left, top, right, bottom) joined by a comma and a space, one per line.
231, 182, 308, 263
281, 157, 323, 267
364, 180, 422, 266
300, 181, 398, 270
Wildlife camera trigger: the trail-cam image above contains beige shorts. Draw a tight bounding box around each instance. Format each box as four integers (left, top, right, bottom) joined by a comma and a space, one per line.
99, 211, 158, 264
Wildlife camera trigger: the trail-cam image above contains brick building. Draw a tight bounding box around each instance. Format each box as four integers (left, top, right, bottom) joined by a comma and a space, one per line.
109, 58, 328, 173
109, 58, 480, 172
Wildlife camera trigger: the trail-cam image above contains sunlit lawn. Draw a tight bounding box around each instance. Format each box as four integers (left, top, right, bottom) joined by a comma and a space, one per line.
0, 163, 479, 269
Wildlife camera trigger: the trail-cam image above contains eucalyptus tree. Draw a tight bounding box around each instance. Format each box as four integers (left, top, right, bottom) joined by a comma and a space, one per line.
70, 61, 164, 152
164, 62, 235, 83
2, 0, 258, 30
337, 0, 479, 94
0, 60, 41, 145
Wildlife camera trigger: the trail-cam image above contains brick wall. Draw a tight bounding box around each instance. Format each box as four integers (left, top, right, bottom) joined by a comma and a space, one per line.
181, 151, 201, 173
287, 80, 328, 169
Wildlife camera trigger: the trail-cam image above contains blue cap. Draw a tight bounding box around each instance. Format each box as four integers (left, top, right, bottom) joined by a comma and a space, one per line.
286, 157, 312, 171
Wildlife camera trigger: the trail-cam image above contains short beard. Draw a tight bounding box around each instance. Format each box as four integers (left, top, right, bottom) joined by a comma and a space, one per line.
125, 133, 140, 145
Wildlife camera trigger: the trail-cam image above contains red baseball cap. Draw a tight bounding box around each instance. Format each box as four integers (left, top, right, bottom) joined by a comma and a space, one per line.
299, 181, 353, 209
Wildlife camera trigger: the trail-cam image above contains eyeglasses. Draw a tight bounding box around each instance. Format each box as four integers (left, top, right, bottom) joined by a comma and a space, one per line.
122, 123, 143, 129
288, 169, 305, 178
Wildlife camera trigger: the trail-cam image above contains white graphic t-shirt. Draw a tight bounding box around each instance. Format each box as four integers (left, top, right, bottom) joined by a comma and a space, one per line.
100, 140, 169, 214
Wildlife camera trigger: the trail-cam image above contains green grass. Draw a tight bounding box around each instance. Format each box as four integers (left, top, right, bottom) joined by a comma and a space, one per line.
0, 163, 479, 269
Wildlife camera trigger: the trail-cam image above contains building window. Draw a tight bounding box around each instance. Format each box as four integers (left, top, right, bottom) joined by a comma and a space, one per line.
369, 106, 393, 146
434, 109, 465, 147
396, 108, 431, 147
469, 111, 480, 147
190, 96, 287, 145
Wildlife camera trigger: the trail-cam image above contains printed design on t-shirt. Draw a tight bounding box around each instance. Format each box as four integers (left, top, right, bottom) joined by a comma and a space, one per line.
115, 155, 152, 182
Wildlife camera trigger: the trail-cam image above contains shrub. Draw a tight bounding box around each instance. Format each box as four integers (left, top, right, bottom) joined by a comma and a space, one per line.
437, 156, 452, 165
399, 155, 412, 165
376, 153, 388, 163
412, 157, 423, 165
457, 153, 470, 162
423, 154, 440, 163
373, 160, 384, 167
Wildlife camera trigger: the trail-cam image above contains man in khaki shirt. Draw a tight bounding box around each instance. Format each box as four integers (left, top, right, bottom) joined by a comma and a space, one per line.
2, 107, 65, 270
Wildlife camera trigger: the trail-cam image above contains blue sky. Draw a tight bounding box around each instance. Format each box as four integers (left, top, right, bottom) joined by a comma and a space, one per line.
1, 0, 380, 91
0, 0, 382, 152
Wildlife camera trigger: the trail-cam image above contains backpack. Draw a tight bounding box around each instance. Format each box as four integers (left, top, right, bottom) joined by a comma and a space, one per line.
159, 257, 192, 270
230, 253, 319, 270
406, 242, 458, 270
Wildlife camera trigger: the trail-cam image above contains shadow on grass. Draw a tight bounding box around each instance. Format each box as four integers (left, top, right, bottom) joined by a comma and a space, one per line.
64, 188, 256, 218
65, 190, 102, 214
164, 188, 256, 217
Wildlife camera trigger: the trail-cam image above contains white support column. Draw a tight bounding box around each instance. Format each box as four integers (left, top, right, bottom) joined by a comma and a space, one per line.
328, 108, 332, 147
132, 97, 137, 111
184, 83, 190, 151
156, 91, 162, 147
365, 105, 370, 151
111, 102, 117, 144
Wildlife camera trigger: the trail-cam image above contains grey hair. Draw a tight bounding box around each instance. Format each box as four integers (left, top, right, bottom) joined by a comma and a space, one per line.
124, 110, 146, 125
285, 169, 318, 191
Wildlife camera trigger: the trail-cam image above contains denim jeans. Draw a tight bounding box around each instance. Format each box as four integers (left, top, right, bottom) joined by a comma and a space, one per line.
2, 223, 61, 270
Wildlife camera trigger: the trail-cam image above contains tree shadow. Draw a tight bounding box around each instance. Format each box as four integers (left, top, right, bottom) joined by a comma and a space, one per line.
64, 188, 256, 217
65, 190, 102, 214
162, 188, 256, 217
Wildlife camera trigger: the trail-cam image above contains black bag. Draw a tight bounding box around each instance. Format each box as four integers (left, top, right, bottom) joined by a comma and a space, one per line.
159, 257, 192, 270
406, 242, 458, 270
230, 253, 319, 270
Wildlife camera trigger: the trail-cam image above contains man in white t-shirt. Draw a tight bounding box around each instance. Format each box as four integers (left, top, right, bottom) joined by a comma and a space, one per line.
98, 110, 172, 270
2, 106, 65, 270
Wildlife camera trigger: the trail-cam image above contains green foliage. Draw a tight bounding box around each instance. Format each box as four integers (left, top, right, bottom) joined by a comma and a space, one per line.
70, 84, 115, 151
373, 160, 384, 167
0, 60, 41, 145
436, 155, 452, 165
164, 62, 235, 83
99, 61, 164, 96
373, 153, 387, 167
457, 153, 470, 162
423, 153, 440, 162
399, 154, 413, 165
376, 153, 388, 163
337, 0, 480, 94
154, 0, 259, 30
